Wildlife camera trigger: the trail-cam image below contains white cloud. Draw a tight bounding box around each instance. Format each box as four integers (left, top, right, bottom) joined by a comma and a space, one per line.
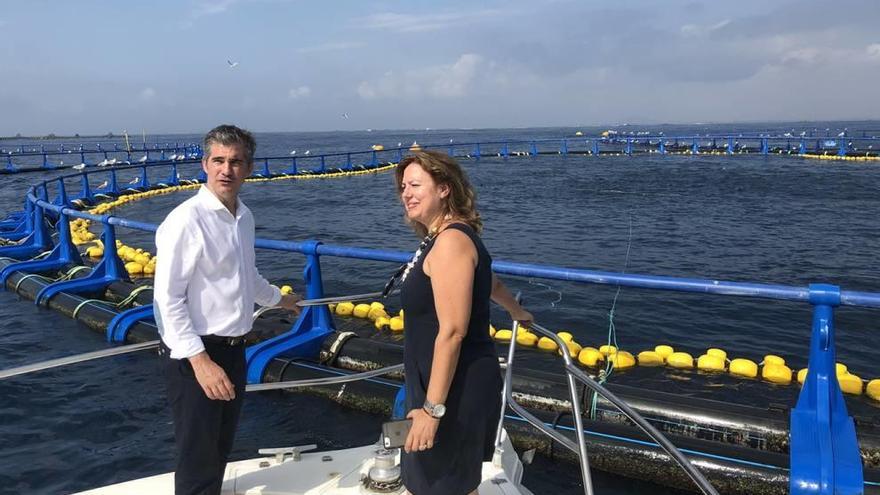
138, 88, 157, 101
193, 0, 240, 18
358, 10, 506, 33
780, 47, 823, 65
357, 54, 483, 100
288, 86, 311, 99
867, 43, 880, 59
680, 19, 731, 37
297, 41, 365, 54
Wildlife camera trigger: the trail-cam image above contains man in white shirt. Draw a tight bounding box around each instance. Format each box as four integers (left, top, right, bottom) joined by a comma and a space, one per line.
153, 124, 301, 495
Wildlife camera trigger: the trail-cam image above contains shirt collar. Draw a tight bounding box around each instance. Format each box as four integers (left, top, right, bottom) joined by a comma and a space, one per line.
197, 185, 245, 219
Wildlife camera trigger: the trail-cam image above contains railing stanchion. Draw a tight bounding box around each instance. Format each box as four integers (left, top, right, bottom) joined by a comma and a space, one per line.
790, 284, 863, 495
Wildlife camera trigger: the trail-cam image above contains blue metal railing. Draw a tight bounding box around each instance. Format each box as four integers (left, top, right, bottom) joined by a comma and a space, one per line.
1, 151, 877, 494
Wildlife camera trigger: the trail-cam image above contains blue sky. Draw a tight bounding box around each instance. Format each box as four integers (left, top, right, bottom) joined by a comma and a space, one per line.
1, 0, 879, 135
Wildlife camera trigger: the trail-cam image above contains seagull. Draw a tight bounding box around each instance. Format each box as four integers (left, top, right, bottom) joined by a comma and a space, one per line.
128, 177, 140, 184
138, 155, 148, 163
290, 150, 296, 155
97, 180, 108, 189
342, 113, 349, 119
304, 150, 310, 155
397, 142, 402, 147
227, 59, 239, 68
98, 159, 110, 167
73, 163, 86, 170
838, 131, 846, 137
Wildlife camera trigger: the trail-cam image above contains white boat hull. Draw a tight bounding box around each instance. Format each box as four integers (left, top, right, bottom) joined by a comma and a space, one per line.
76, 431, 532, 495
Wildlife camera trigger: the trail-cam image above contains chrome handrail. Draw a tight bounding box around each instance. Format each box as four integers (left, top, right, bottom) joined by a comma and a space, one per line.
245, 363, 404, 392
497, 320, 720, 495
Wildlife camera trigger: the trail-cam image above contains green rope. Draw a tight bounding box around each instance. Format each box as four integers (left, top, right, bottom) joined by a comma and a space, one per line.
72, 298, 117, 319
13, 273, 53, 293
590, 215, 634, 419
115, 285, 153, 309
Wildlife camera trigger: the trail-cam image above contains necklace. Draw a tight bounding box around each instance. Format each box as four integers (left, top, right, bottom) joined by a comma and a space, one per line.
381, 231, 437, 297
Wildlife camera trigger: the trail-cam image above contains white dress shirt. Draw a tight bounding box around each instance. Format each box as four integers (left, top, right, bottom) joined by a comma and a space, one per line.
154, 186, 282, 359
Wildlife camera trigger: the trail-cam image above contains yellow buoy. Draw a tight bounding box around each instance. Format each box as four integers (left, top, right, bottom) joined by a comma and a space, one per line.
578, 347, 603, 367
729, 358, 758, 378
124, 261, 143, 275
494, 329, 513, 342
706, 348, 727, 360
608, 351, 636, 369
353, 303, 371, 318
537, 337, 558, 352
763, 355, 785, 367
374, 316, 391, 330
489, 324, 496, 337
389, 316, 405, 332
797, 368, 808, 385
637, 351, 664, 366
559, 341, 582, 358
328, 303, 336, 313
335, 302, 355, 316
85, 246, 104, 257
654, 345, 674, 361
409, 141, 422, 151
866, 380, 880, 401
667, 352, 694, 369
836, 363, 848, 376
143, 264, 155, 275
280, 285, 294, 295
370, 301, 385, 311
557, 331, 574, 343
838, 373, 863, 395
598, 345, 617, 356
371, 144, 385, 151
762, 364, 793, 385
367, 307, 388, 321
697, 354, 725, 372
516, 332, 538, 347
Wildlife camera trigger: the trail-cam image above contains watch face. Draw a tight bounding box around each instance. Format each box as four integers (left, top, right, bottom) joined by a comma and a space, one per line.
434, 404, 446, 418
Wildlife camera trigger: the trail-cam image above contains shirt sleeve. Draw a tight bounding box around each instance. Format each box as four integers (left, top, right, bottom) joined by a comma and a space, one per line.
253, 267, 282, 308
153, 211, 205, 360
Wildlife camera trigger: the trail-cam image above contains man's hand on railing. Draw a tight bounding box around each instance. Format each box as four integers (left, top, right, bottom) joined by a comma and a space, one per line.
278, 292, 303, 316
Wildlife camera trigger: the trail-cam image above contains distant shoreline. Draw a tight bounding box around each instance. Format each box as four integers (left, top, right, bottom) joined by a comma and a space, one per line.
0, 133, 119, 141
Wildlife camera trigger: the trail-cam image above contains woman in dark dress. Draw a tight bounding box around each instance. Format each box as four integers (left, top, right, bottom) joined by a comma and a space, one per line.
394, 150, 533, 495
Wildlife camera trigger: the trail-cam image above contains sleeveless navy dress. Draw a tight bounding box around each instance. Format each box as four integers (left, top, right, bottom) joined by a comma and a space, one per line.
400, 223, 503, 495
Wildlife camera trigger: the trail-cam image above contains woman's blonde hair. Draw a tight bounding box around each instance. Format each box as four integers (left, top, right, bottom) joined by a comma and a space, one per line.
394, 150, 482, 237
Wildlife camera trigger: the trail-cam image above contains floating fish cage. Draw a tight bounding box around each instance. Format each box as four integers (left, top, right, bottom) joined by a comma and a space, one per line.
2, 140, 879, 494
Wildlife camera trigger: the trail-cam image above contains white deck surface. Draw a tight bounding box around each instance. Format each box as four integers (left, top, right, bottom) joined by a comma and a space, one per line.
76, 433, 532, 495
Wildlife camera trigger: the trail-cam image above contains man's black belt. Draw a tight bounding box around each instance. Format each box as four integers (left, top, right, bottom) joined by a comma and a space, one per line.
201, 334, 247, 346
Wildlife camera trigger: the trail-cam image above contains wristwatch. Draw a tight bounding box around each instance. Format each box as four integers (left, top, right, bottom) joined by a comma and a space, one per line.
423, 399, 446, 419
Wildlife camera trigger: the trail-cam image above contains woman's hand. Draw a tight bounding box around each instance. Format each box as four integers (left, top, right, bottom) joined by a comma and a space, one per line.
510, 307, 534, 328
404, 408, 440, 453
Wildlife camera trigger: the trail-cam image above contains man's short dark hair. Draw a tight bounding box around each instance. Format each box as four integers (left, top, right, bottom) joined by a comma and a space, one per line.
203, 124, 256, 163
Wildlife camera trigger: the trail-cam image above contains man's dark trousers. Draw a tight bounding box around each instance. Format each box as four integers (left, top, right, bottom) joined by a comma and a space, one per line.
162, 340, 246, 495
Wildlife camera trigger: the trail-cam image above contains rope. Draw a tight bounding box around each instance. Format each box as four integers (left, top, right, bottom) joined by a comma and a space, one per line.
72, 298, 117, 319
114, 284, 153, 308
13, 273, 53, 292
320, 331, 358, 365
57, 265, 91, 281
591, 215, 634, 419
